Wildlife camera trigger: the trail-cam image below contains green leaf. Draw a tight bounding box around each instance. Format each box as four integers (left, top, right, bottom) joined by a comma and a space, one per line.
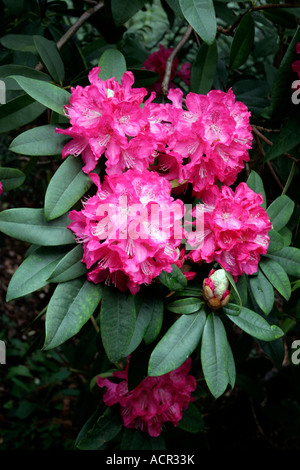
271, 26, 300, 119
158, 264, 187, 291
43, 277, 102, 350
10, 75, 70, 115
0, 167, 25, 191
248, 268, 274, 315
166, 297, 204, 314
236, 275, 247, 305
200, 313, 229, 399
258, 336, 284, 369
44, 156, 96, 221
143, 297, 164, 344
178, 402, 205, 433
0, 94, 45, 132
227, 341, 236, 388
76, 407, 122, 450
259, 259, 291, 301
100, 286, 136, 363
246, 170, 267, 209
98, 49, 127, 83
120, 428, 166, 450
165, 0, 184, 18
267, 195, 295, 232
124, 298, 155, 356
0, 34, 36, 53
0, 208, 75, 246
111, 0, 147, 26
222, 302, 242, 316
230, 13, 255, 69
47, 244, 87, 283
265, 247, 300, 278
225, 306, 284, 341
179, 0, 216, 45
264, 118, 300, 162
33, 35, 65, 83
225, 271, 242, 310
278, 226, 292, 248
267, 229, 285, 254
9, 124, 69, 156
6, 246, 68, 302
0, 64, 51, 82
190, 41, 218, 94
148, 308, 206, 376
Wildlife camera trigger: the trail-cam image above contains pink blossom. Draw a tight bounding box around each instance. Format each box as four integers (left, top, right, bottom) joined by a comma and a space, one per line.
97, 358, 197, 437
188, 183, 272, 277
68, 169, 185, 294
143, 44, 191, 94
0, 182, 2, 195
292, 42, 300, 78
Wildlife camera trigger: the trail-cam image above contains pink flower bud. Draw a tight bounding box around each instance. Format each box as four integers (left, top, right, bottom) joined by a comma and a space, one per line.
203, 268, 230, 310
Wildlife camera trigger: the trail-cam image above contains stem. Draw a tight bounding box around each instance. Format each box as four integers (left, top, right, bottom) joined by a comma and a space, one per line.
90, 314, 100, 334
253, 132, 284, 191
252, 126, 299, 164
161, 24, 193, 96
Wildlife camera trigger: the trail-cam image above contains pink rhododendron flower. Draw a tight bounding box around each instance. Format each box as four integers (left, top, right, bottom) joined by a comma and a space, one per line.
68, 169, 185, 294
97, 358, 197, 437
292, 42, 300, 78
143, 44, 191, 94
0, 182, 2, 195
188, 183, 272, 277
203, 268, 231, 310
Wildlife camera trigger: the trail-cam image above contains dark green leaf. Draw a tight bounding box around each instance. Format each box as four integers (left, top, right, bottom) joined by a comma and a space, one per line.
76, 407, 122, 450
9, 124, 69, 156
120, 428, 166, 450
166, 297, 204, 314
148, 308, 206, 376
190, 41, 218, 94
98, 49, 127, 83
249, 268, 274, 315
226, 306, 284, 341
246, 170, 267, 209
44, 278, 102, 350
267, 195, 295, 232
264, 118, 300, 162
100, 286, 136, 363
143, 297, 164, 344
33, 35, 65, 83
111, 0, 147, 26
158, 264, 187, 291
222, 302, 241, 316
267, 229, 285, 254
0, 34, 36, 53
259, 259, 291, 301
201, 313, 229, 399
229, 13, 255, 69
227, 341, 236, 388
0, 94, 45, 132
10, 75, 70, 115
0, 167, 25, 191
0, 64, 51, 82
265, 247, 300, 278
44, 156, 96, 221
0, 208, 75, 246
6, 246, 68, 302
47, 244, 86, 283
179, 0, 216, 45
178, 402, 205, 433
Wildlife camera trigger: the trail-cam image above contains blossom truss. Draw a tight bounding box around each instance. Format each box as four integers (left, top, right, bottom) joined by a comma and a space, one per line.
68, 169, 188, 294
187, 182, 272, 278
97, 357, 197, 437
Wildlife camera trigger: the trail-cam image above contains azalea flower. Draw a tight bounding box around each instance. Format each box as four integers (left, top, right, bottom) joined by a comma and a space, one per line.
188, 183, 272, 277
97, 357, 197, 437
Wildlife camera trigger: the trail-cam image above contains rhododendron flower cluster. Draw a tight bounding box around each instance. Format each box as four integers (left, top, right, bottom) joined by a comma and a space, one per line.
292, 42, 300, 78
142, 43, 191, 94
68, 169, 184, 294
188, 183, 272, 277
97, 358, 196, 437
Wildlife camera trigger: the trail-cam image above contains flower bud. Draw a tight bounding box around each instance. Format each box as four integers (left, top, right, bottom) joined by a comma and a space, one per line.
203, 268, 230, 310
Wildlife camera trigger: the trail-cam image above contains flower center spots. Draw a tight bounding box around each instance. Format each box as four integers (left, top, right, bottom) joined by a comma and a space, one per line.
106, 88, 114, 98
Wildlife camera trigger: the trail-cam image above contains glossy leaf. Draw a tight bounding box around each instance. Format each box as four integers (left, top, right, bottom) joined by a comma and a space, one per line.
0, 34, 36, 52
0, 64, 51, 81
10, 75, 70, 115
0, 208, 75, 246
158, 264, 187, 291
227, 341, 236, 388
47, 244, 87, 283
44, 277, 102, 350
0, 94, 45, 132
200, 313, 229, 399
267, 195, 295, 232
44, 156, 95, 220
267, 229, 285, 254
260, 258, 291, 301
148, 308, 206, 376
143, 297, 164, 344
178, 402, 205, 433
100, 286, 136, 363
166, 297, 204, 314
265, 247, 300, 278
190, 41, 218, 94
226, 306, 284, 341
246, 170, 267, 209
264, 117, 300, 162
6, 246, 68, 301
9, 124, 69, 156
120, 428, 166, 450
0, 167, 25, 191
249, 268, 274, 315
33, 35, 65, 83
98, 49, 127, 83
111, 0, 147, 26
229, 13, 255, 69
179, 0, 216, 45
76, 407, 122, 450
